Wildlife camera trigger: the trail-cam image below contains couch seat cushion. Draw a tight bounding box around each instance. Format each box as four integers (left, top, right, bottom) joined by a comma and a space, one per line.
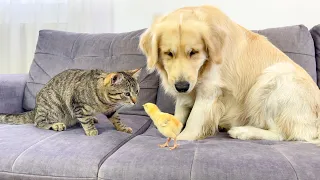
98, 125, 320, 180
0, 114, 151, 179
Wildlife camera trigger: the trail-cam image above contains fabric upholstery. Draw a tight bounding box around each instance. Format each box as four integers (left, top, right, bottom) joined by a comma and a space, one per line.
0, 74, 28, 114
156, 24, 317, 113
0, 114, 151, 180
22, 29, 159, 116
310, 24, 320, 87
155, 85, 175, 115
99, 125, 320, 180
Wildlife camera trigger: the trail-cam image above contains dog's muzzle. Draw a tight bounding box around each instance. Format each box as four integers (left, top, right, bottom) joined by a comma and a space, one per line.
175, 81, 190, 93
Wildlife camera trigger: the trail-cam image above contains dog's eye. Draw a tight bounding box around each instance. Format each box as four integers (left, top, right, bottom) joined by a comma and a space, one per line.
164, 51, 173, 57
189, 50, 198, 57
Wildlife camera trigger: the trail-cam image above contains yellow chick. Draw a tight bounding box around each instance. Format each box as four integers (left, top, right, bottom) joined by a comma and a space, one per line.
143, 103, 183, 150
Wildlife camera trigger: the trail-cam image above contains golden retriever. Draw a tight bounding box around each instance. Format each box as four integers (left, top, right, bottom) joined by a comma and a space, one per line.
139, 5, 320, 144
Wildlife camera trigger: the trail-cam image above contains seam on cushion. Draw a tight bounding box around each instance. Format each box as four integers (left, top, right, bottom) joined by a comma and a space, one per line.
27, 82, 45, 86
11, 132, 61, 172
29, 70, 37, 83
70, 34, 82, 60
25, 84, 36, 99
96, 119, 152, 179
119, 53, 144, 56
109, 36, 117, 57
272, 146, 299, 180
138, 86, 158, 89
33, 59, 52, 79
35, 52, 70, 59
137, 65, 149, 83
190, 143, 198, 180
28, 73, 35, 82
155, 79, 162, 105
75, 56, 100, 59
283, 51, 315, 58
122, 31, 133, 40
0, 171, 95, 179
74, 53, 145, 60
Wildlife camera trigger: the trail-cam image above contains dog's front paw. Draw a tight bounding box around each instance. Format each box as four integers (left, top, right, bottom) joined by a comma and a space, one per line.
228, 127, 252, 140
177, 131, 199, 141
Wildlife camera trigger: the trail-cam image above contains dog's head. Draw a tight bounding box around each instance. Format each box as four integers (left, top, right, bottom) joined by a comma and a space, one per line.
139, 6, 226, 95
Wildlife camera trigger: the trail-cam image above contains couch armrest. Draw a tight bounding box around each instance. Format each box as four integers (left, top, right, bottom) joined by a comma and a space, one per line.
0, 74, 28, 113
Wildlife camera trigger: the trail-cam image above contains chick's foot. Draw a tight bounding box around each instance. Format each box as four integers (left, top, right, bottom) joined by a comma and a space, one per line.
158, 138, 171, 148
169, 138, 179, 150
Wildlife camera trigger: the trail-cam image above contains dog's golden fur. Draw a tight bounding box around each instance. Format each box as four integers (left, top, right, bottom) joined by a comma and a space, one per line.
139, 5, 320, 144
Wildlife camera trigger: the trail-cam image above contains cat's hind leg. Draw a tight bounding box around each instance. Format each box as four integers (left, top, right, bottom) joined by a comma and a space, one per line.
34, 109, 67, 132
34, 90, 70, 132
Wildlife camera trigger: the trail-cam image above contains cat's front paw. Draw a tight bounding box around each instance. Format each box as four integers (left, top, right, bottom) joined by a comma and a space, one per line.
116, 126, 133, 134
123, 127, 133, 134
85, 128, 99, 136
51, 123, 66, 131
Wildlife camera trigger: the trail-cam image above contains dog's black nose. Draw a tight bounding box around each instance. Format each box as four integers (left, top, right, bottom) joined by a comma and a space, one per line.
175, 81, 190, 93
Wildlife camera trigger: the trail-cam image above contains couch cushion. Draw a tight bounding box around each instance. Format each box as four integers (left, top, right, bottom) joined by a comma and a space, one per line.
98, 125, 320, 180
0, 114, 151, 179
23, 29, 159, 116
156, 24, 317, 114
310, 24, 320, 87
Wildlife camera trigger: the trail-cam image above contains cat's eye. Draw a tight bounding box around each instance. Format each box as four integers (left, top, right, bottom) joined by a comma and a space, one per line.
124, 92, 130, 96
136, 90, 139, 94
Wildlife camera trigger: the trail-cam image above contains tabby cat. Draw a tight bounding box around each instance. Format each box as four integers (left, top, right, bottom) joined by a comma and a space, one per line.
0, 68, 141, 136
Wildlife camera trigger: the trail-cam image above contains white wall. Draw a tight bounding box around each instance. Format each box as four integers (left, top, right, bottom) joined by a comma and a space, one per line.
112, 0, 320, 33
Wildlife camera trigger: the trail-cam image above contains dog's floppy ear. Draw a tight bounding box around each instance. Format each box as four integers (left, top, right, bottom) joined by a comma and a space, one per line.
139, 28, 160, 73
139, 15, 165, 73
194, 7, 226, 65
202, 27, 225, 64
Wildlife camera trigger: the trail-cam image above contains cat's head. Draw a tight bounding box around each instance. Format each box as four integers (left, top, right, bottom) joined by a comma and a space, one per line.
103, 68, 141, 105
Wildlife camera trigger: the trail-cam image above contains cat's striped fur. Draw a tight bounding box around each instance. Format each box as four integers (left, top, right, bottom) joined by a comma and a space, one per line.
0, 68, 141, 136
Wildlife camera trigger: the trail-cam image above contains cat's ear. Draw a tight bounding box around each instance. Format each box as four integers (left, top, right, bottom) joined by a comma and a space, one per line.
104, 73, 123, 85
125, 68, 142, 80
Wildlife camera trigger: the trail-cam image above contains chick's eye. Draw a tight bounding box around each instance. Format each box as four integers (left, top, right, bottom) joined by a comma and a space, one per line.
164, 51, 173, 57
136, 90, 139, 94
189, 50, 198, 57
124, 92, 130, 96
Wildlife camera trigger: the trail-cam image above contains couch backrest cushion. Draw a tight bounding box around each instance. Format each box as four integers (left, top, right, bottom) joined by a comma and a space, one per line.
310, 24, 320, 87
23, 29, 159, 116
156, 24, 317, 114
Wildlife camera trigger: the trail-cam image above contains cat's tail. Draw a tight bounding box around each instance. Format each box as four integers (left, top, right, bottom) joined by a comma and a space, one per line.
0, 110, 35, 124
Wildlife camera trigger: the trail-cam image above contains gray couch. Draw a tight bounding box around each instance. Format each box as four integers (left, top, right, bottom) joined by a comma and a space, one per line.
1, 24, 320, 180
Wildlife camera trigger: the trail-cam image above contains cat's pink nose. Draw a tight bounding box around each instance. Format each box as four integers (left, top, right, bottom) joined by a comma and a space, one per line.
131, 97, 137, 104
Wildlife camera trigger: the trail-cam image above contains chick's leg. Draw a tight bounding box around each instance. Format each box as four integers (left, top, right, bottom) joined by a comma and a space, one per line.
159, 138, 171, 148
169, 137, 179, 150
